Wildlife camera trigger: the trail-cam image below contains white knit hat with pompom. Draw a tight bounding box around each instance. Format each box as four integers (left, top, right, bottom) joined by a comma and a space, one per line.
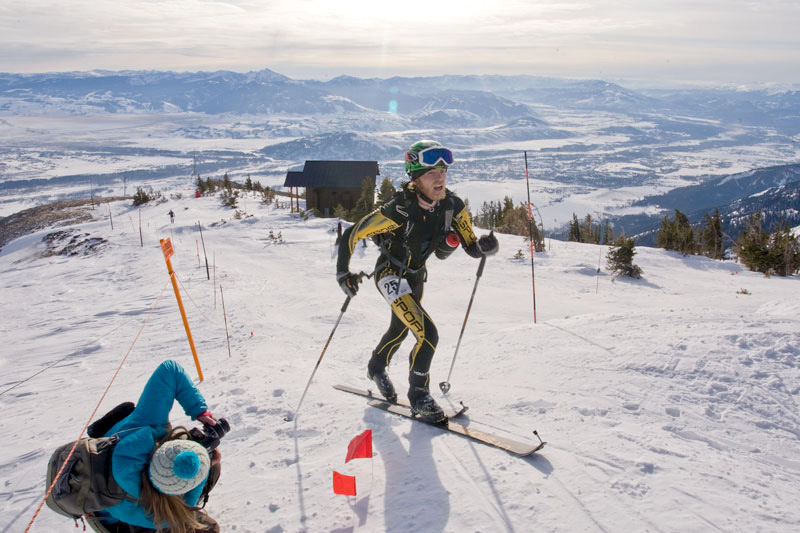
148, 439, 210, 495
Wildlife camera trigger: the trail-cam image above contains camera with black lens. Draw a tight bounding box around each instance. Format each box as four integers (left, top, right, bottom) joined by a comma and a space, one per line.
189, 417, 230, 451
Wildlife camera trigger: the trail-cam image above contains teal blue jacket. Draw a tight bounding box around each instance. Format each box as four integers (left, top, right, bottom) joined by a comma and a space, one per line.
99, 360, 209, 528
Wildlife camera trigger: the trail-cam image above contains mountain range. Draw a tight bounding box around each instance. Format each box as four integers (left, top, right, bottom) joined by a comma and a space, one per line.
3, 69, 799, 132
614, 163, 800, 244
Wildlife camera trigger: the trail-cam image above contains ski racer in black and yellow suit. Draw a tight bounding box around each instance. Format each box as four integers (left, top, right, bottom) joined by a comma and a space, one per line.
336, 140, 499, 423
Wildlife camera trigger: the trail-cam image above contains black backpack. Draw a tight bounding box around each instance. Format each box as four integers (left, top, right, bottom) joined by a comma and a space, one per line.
45, 402, 136, 519
45, 435, 134, 519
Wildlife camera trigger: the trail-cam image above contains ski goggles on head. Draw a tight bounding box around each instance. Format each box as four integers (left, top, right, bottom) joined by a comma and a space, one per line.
416, 146, 454, 167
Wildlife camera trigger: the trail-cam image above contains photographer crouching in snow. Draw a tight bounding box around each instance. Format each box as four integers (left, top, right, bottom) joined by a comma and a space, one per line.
46, 360, 228, 532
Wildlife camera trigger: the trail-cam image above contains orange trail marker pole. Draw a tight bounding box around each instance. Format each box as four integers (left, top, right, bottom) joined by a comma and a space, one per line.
160, 238, 204, 381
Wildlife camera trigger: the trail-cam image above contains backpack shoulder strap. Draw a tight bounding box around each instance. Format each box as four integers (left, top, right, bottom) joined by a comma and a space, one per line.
444, 196, 454, 232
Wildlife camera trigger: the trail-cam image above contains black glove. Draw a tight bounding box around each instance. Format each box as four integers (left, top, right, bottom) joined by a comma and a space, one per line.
337, 272, 362, 297
478, 233, 499, 256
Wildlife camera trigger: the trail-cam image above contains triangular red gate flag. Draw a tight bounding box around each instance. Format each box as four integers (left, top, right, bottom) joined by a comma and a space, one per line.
345, 429, 373, 463
332, 471, 357, 496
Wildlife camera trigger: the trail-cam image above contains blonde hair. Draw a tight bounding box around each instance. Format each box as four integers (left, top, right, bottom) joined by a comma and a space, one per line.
139, 427, 206, 533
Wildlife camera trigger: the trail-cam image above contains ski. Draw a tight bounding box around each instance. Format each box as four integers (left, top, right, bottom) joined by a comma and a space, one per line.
334, 384, 545, 456
334, 383, 468, 419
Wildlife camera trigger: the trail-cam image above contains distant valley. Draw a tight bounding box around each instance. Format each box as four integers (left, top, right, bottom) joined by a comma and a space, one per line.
1, 69, 799, 235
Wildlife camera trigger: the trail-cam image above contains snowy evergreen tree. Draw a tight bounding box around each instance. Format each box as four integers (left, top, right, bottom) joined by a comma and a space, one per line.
333, 203, 348, 220
132, 187, 151, 206
736, 212, 800, 276
700, 209, 724, 259
606, 237, 643, 278
735, 212, 769, 273
602, 219, 615, 245
261, 187, 275, 205
377, 177, 396, 206
349, 177, 376, 222
568, 213, 581, 242
657, 209, 695, 255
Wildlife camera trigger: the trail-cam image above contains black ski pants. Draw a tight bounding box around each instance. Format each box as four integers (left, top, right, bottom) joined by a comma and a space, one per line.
369, 268, 438, 392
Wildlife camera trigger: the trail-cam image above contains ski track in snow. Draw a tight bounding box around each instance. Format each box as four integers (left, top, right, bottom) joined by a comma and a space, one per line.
1, 192, 799, 532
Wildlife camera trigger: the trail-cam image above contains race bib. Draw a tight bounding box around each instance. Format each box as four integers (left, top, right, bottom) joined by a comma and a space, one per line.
378, 275, 413, 304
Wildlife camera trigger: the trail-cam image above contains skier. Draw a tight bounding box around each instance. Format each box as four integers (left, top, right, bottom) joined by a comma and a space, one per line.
168, 209, 175, 223
85, 360, 224, 532
336, 140, 498, 423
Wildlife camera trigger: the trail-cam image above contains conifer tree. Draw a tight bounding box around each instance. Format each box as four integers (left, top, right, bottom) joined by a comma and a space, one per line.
581, 214, 596, 244
602, 219, 614, 244
531, 220, 545, 252
656, 213, 676, 250
502, 196, 514, 221
736, 213, 800, 276
261, 186, 275, 205
568, 213, 581, 242
221, 188, 238, 208
333, 203, 348, 220
767, 224, 800, 276
244, 175, 253, 191
657, 209, 695, 255
673, 209, 695, 255
735, 212, 769, 273
606, 237, 643, 278
700, 209, 724, 259
476, 200, 500, 229
348, 178, 376, 222
132, 187, 151, 206
377, 177, 396, 206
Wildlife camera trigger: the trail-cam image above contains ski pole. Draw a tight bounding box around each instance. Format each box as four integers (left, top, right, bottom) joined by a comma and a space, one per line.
524, 151, 538, 323
284, 270, 373, 422
440, 253, 487, 394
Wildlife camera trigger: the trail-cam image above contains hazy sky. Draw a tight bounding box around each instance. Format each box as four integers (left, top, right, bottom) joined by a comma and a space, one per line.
1, 0, 798, 85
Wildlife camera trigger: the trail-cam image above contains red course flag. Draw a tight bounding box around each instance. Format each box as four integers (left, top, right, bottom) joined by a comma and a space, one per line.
345, 429, 373, 463
332, 471, 357, 496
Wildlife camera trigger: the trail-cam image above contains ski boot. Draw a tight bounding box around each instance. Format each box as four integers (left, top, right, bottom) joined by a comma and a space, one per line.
367, 368, 397, 403
408, 387, 448, 426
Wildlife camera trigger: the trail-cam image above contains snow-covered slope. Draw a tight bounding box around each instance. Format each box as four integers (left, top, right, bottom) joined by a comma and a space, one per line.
1, 190, 799, 532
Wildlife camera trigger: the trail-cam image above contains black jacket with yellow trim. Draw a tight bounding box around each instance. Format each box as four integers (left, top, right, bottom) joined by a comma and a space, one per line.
337, 183, 481, 276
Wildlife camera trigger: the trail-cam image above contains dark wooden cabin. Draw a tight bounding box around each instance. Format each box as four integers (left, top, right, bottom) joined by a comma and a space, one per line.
284, 161, 379, 217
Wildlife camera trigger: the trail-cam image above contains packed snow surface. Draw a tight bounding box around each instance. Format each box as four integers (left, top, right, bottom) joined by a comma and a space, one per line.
1, 191, 798, 532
